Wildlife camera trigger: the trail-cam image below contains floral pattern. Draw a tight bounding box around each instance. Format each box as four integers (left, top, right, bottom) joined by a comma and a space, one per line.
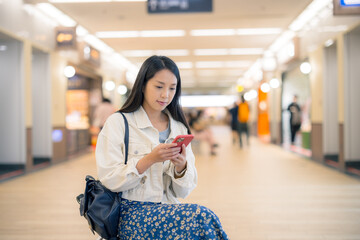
119, 199, 229, 239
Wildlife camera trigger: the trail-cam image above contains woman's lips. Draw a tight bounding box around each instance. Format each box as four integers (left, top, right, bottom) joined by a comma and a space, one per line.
157, 100, 167, 106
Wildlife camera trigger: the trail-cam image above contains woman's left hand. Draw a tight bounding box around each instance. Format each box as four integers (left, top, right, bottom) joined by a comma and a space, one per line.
170, 144, 187, 173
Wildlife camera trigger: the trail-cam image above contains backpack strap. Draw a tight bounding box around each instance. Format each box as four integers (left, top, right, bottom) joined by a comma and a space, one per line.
118, 111, 129, 165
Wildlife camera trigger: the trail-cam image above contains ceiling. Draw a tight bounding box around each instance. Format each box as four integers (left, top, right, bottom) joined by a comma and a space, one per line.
51, 0, 314, 94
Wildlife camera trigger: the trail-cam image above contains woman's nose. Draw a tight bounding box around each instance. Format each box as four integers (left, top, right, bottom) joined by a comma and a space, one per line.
161, 89, 169, 98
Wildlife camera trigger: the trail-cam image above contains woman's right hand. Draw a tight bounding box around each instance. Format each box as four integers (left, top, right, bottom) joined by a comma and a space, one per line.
148, 143, 180, 163
136, 143, 180, 174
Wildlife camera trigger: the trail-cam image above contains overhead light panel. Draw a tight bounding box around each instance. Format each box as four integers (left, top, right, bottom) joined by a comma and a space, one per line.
140, 30, 185, 37
289, 0, 332, 31
237, 28, 282, 35
194, 49, 228, 56
36, 3, 76, 26
122, 49, 189, 57
121, 50, 154, 57
190, 29, 236, 36
176, 62, 193, 69
96, 30, 185, 38
96, 31, 139, 38
229, 48, 263, 55
196, 61, 223, 68
156, 49, 189, 56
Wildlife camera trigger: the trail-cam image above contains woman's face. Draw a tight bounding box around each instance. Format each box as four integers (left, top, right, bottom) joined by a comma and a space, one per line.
142, 69, 177, 113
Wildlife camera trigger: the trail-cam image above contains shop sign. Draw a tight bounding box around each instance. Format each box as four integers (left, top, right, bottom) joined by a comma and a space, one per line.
68, 75, 90, 90
147, 0, 212, 14
334, 0, 360, 15
340, 0, 360, 7
55, 27, 77, 50
80, 44, 101, 67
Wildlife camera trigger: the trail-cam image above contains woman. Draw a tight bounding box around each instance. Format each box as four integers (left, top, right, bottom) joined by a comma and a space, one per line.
96, 56, 228, 239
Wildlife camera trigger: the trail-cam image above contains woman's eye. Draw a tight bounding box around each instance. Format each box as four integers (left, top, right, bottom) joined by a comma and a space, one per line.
170, 88, 176, 91
155, 86, 162, 89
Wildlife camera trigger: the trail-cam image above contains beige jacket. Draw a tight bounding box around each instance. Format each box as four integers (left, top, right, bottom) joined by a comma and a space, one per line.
96, 106, 197, 204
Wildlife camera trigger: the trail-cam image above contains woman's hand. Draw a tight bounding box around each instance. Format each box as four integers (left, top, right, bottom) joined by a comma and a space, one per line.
148, 143, 181, 164
170, 144, 187, 173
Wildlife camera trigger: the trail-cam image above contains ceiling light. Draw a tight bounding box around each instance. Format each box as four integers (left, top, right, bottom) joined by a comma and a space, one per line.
194, 49, 228, 56
121, 50, 154, 57
36, 3, 76, 26
300, 62, 312, 74
195, 61, 223, 68
155, 49, 189, 56
324, 39, 334, 47
104, 81, 115, 91
229, 48, 263, 55
176, 62, 193, 69
190, 29, 236, 36
289, 0, 332, 32
244, 90, 258, 101
84, 34, 114, 53
76, 25, 88, 37
96, 31, 139, 38
225, 61, 252, 68
270, 78, 280, 88
260, 83, 270, 93
64, 66, 75, 78
269, 30, 295, 53
237, 28, 282, 35
117, 85, 128, 95
96, 30, 185, 38
140, 30, 185, 37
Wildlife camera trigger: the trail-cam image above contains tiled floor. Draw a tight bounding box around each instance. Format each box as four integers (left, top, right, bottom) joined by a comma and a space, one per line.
0, 125, 359, 240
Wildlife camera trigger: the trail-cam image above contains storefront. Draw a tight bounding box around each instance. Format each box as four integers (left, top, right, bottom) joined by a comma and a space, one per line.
281, 61, 312, 154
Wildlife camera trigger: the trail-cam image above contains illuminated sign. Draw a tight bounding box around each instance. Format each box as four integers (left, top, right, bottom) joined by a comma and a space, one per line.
55, 27, 77, 50
80, 44, 101, 67
148, 0, 212, 14
340, 0, 360, 6
334, 0, 360, 15
52, 130, 63, 142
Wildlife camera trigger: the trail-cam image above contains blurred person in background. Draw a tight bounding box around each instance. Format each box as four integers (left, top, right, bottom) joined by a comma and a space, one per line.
228, 101, 240, 145
189, 109, 219, 155
92, 98, 116, 132
287, 95, 302, 144
238, 95, 250, 148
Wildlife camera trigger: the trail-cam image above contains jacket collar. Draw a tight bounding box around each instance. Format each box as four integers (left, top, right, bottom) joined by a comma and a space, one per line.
134, 106, 178, 135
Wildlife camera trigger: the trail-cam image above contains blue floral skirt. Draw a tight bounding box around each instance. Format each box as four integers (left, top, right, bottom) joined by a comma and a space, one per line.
118, 198, 229, 240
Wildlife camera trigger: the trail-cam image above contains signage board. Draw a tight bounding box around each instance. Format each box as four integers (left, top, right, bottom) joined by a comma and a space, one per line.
55, 27, 77, 50
147, 0, 212, 14
334, 0, 360, 15
79, 43, 101, 68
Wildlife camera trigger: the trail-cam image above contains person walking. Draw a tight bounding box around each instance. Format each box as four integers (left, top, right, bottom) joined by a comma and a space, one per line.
287, 95, 302, 144
96, 56, 228, 239
237, 95, 250, 148
229, 102, 239, 145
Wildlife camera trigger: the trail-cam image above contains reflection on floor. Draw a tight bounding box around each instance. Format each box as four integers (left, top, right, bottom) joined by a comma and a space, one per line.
0, 125, 360, 240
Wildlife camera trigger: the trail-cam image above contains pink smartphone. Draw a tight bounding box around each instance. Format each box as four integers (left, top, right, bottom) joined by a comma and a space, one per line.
172, 134, 194, 153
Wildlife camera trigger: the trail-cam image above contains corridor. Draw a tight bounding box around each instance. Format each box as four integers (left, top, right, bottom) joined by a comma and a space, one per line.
0, 126, 359, 240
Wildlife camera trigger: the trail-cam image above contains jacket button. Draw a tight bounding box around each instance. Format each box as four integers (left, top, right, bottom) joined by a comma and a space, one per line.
134, 150, 138, 154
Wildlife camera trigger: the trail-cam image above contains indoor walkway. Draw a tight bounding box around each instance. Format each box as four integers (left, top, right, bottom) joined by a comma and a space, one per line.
0, 126, 360, 240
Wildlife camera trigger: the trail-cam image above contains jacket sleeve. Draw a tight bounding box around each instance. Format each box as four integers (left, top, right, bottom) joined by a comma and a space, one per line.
95, 114, 145, 192
165, 141, 198, 199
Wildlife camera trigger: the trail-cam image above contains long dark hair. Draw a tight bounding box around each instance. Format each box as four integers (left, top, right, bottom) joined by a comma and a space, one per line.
120, 55, 191, 134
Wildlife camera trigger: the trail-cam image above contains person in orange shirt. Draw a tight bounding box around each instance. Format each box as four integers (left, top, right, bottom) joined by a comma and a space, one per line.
237, 95, 250, 148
